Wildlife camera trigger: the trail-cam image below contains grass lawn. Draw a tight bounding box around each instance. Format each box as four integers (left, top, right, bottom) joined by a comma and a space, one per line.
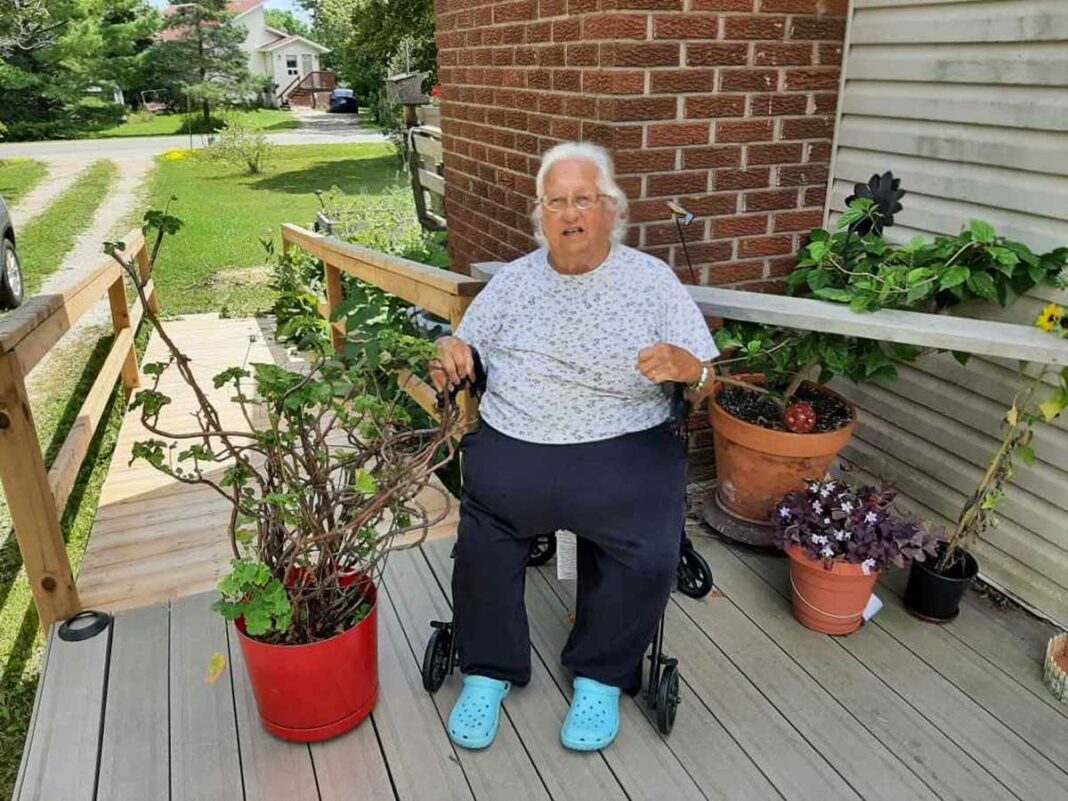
145, 142, 407, 314
16, 160, 118, 296
0, 160, 47, 205
91, 109, 300, 139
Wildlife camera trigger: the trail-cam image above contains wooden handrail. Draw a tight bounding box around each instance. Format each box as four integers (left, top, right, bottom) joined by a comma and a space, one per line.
0, 228, 155, 628
281, 224, 485, 428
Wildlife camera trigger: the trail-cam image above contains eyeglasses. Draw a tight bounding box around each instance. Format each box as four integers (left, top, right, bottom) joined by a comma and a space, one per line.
537, 193, 613, 213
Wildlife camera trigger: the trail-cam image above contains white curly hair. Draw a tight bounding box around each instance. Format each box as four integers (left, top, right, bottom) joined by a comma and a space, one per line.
531, 141, 629, 247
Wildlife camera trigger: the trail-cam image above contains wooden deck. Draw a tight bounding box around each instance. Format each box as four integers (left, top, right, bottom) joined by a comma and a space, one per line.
16, 526, 1067, 801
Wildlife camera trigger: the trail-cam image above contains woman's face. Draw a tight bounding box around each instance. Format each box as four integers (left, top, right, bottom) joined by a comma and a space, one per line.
540, 158, 617, 262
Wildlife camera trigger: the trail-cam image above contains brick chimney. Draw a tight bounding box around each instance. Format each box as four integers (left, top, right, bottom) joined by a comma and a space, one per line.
434, 0, 848, 288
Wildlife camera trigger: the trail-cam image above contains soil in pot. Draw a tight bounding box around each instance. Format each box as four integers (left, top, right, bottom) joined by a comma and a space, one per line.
710, 376, 858, 525
717, 381, 854, 433
903, 547, 979, 623
786, 545, 877, 635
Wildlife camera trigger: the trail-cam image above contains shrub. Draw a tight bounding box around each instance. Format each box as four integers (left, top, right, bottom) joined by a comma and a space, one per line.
205, 119, 276, 175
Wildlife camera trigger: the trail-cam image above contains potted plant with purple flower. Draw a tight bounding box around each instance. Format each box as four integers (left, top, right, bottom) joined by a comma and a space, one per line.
775, 479, 941, 635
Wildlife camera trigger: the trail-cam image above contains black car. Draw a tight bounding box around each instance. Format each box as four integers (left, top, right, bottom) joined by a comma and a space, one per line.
0, 196, 24, 310
327, 88, 359, 114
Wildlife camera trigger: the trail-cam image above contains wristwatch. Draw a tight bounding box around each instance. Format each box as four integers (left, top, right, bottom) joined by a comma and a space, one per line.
688, 364, 710, 394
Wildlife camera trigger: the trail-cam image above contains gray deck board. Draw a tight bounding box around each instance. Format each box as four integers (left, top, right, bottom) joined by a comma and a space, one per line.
96, 603, 170, 801
310, 713, 397, 801
694, 533, 1011, 801
169, 591, 244, 801
15, 621, 109, 801
228, 622, 320, 801
733, 544, 1068, 801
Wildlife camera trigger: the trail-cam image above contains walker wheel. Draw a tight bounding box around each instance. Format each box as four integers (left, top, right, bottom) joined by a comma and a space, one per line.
677, 544, 713, 599
422, 626, 452, 693
656, 664, 680, 734
527, 533, 557, 567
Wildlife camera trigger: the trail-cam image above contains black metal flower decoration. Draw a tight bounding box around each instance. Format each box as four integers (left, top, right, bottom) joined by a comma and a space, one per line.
844, 172, 905, 236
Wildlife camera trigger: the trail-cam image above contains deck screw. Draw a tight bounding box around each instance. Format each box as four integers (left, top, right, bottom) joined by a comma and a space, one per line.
42, 577, 56, 591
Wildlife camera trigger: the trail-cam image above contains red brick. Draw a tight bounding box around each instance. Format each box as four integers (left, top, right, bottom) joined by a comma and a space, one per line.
747, 142, 804, 165
759, 0, 816, 11
537, 94, 564, 115
744, 188, 798, 212
567, 43, 600, 66
502, 25, 526, 44
804, 186, 829, 206
610, 96, 678, 121
784, 68, 840, 91
685, 94, 746, 118
749, 94, 807, 116
819, 0, 850, 13
619, 175, 644, 196
684, 193, 738, 216
723, 15, 785, 40
550, 117, 581, 139
582, 70, 646, 94
813, 92, 838, 113
789, 15, 846, 40
693, 0, 754, 10
605, 42, 681, 67
781, 117, 834, 139
649, 69, 716, 93
654, 15, 720, 39
720, 69, 779, 92
774, 209, 823, 232
707, 260, 764, 284
683, 146, 742, 169
552, 69, 582, 91
648, 171, 709, 196
539, 0, 567, 16
616, 148, 677, 173
684, 241, 735, 262
538, 44, 565, 67
714, 168, 770, 191
712, 214, 768, 238
568, 0, 599, 12
494, 0, 536, 23
755, 42, 814, 66
647, 122, 710, 146
611, 0, 683, 8
768, 254, 801, 276
645, 222, 693, 246
716, 119, 774, 143
630, 198, 673, 223
583, 14, 648, 40
819, 43, 843, 65
739, 235, 792, 257
808, 141, 832, 162
528, 21, 552, 42
552, 18, 581, 41
687, 43, 749, 66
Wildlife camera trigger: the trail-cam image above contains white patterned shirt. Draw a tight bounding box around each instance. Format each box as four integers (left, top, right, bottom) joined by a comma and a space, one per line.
456, 245, 718, 444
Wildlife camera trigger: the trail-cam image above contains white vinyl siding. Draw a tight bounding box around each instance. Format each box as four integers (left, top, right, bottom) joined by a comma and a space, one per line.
827, 0, 1068, 625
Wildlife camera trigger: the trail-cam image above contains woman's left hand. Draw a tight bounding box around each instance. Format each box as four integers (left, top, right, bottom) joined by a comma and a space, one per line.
636, 343, 703, 385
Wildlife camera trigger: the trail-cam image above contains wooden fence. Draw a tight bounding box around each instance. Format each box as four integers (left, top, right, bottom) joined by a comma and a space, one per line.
280, 223, 484, 425
0, 230, 153, 628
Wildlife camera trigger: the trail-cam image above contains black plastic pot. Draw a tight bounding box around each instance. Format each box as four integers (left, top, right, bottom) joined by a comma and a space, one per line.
904, 548, 979, 623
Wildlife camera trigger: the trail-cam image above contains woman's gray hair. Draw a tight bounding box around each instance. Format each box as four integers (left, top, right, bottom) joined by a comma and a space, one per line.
531, 141, 629, 247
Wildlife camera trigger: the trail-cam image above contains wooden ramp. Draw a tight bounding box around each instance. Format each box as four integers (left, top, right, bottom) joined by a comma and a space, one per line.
75, 313, 459, 612
17, 529, 1068, 801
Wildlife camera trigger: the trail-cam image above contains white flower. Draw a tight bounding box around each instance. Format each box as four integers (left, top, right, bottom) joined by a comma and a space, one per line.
833, 529, 846, 541
821, 545, 835, 558
778, 506, 791, 519
840, 501, 853, 514
819, 485, 832, 498
824, 518, 831, 525
865, 511, 878, 524
811, 534, 829, 546
861, 558, 876, 576
812, 501, 823, 514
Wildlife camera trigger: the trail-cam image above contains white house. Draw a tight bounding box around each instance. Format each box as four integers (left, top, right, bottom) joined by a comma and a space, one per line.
228, 0, 331, 105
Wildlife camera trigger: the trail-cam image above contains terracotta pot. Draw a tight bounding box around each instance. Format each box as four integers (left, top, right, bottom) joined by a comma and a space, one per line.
235, 580, 378, 743
710, 374, 857, 525
786, 545, 877, 635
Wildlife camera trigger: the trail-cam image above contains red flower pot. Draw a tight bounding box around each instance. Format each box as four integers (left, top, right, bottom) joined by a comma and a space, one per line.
235, 581, 378, 742
786, 545, 877, 635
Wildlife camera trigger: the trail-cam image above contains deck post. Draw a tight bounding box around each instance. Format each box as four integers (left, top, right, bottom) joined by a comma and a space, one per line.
325, 259, 345, 353
0, 352, 80, 628
108, 275, 140, 394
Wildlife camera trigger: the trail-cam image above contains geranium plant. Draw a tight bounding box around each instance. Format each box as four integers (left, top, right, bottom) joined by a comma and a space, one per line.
104, 206, 464, 644
775, 479, 941, 575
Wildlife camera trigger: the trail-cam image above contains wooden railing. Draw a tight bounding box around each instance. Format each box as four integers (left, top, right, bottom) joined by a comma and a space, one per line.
277, 71, 337, 104
0, 230, 154, 628
281, 224, 484, 425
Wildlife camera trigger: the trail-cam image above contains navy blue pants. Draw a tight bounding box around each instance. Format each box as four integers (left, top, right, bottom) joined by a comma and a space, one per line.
452, 421, 687, 693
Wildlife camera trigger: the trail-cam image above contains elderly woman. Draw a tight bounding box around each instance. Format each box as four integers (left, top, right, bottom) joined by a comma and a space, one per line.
431, 141, 717, 752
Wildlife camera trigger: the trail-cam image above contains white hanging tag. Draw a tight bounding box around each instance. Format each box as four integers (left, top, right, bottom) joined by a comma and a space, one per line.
556, 530, 577, 580
862, 594, 883, 622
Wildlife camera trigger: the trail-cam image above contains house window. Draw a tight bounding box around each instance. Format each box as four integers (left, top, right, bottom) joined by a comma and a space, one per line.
286, 56, 298, 76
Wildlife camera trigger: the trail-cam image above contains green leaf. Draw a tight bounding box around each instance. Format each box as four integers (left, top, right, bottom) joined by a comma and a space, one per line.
966, 271, 997, 300
1017, 445, 1036, 467
813, 287, 853, 303
1040, 399, 1065, 421
969, 219, 995, 244
849, 296, 871, 313
354, 470, 377, 495
939, 266, 970, 290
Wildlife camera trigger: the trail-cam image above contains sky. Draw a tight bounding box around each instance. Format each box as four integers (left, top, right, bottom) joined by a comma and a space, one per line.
148, 0, 312, 23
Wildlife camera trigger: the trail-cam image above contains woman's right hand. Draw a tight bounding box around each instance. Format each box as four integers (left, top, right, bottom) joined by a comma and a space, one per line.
431, 335, 475, 390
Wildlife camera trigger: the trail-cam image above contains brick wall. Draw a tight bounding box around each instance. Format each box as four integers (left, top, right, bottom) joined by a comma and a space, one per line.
433, 0, 848, 478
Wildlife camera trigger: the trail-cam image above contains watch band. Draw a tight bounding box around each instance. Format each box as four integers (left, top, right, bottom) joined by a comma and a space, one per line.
688, 364, 710, 393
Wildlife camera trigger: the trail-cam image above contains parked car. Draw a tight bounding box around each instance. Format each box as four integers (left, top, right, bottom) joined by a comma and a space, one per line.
327, 88, 359, 114
0, 196, 25, 310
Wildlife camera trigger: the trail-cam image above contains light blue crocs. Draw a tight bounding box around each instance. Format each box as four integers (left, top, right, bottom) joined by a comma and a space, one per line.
561, 677, 621, 751
448, 675, 511, 750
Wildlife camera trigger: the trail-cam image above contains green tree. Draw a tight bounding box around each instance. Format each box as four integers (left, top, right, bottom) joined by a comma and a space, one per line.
148, 0, 249, 124
264, 8, 310, 38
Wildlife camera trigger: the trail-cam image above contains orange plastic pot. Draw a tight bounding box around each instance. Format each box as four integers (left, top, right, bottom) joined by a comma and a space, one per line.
235, 580, 378, 743
710, 374, 857, 525
786, 545, 876, 635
